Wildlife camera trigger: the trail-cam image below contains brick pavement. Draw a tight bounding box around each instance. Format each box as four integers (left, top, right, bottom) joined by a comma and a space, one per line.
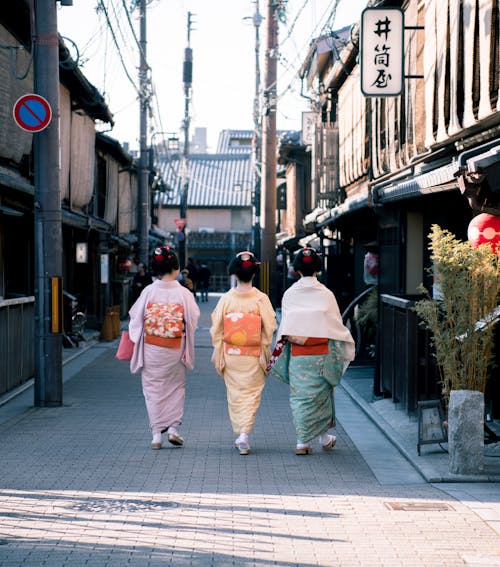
1, 296, 500, 566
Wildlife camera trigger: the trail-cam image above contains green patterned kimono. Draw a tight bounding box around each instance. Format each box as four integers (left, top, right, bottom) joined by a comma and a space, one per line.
270, 339, 347, 443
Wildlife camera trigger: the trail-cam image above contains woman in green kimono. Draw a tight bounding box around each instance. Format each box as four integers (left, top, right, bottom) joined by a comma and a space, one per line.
270, 247, 355, 455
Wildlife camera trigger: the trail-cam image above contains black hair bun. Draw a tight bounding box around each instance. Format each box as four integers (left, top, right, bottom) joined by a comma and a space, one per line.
152, 246, 180, 274
293, 247, 321, 272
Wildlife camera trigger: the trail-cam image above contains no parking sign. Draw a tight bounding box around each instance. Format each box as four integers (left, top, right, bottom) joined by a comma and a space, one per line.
13, 94, 52, 132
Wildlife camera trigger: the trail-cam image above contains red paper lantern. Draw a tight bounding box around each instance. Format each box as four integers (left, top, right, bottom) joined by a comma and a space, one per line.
467, 213, 500, 252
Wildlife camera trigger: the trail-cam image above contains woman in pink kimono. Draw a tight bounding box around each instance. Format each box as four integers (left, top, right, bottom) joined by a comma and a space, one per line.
128, 246, 200, 449
210, 251, 277, 455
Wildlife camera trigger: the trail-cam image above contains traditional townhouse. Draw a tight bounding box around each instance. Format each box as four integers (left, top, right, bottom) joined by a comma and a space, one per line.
294, 0, 500, 416
0, 3, 138, 397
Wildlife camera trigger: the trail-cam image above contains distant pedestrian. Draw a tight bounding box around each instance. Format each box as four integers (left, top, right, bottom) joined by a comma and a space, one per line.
128, 246, 200, 450
130, 263, 153, 305
186, 257, 199, 302
197, 263, 211, 302
268, 247, 355, 455
210, 251, 277, 455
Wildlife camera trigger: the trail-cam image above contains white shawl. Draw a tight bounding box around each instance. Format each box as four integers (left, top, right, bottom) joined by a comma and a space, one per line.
277, 276, 355, 370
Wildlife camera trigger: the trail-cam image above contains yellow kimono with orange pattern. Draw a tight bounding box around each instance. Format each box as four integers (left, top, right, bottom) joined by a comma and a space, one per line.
210, 287, 277, 436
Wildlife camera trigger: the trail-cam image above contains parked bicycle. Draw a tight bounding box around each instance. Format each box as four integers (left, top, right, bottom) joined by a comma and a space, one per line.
63, 291, 87, 347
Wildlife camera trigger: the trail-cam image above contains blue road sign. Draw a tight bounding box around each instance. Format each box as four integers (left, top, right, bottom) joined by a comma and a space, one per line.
13, 94, 52, 132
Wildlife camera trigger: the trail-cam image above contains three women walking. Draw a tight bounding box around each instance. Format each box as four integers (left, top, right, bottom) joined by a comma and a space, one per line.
127, 246, 354, 457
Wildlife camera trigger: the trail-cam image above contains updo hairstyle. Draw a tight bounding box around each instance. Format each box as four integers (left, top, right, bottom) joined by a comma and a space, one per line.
293, 247, 321, 276
151, 245, 180, 276
228, 251, 260, 283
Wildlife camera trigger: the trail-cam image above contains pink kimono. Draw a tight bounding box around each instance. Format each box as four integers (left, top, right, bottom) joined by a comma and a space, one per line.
129, 279, 200, 435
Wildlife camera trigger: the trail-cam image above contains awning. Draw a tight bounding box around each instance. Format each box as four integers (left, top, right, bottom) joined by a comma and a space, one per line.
276, 232, 304, 249
0, 204, 24, 217
110, 234, 133, 249
465, 143, 500, 194
62, 209, 112, 232
299, 233, 320, 248
303, 208, 328, 225
376, 162, 458, 203
318, 161, 459, 227
318, 194, 369, 227
0, 166, 34, 195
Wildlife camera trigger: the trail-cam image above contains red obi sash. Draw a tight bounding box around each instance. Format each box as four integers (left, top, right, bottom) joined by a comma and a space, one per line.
144, 302, 184, 349
291, 337, 328, 356
223, 311, 262, 356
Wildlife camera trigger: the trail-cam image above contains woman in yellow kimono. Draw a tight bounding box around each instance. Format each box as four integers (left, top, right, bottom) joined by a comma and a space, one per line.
210, 251, 277, 455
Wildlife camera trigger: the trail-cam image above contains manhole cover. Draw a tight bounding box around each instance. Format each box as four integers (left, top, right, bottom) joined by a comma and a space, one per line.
69, 498, 178, 513
385, 502, 454, 511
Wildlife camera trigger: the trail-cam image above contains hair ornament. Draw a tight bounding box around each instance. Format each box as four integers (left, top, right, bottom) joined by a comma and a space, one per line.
236, 250, 259, 267
153, 247, 164, 262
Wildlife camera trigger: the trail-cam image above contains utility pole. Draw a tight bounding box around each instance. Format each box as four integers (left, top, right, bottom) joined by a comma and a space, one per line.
33, 0, 63, 406
179, 11, 194, 269
250, 0, 263, 260
137, 0, 149, 265
261, 0, 278, 303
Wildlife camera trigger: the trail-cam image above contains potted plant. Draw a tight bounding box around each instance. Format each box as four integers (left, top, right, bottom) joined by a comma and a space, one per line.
414, 224, 500, 475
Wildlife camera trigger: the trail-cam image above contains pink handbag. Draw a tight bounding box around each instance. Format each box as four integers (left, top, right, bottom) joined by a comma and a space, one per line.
116, 330, 134, 360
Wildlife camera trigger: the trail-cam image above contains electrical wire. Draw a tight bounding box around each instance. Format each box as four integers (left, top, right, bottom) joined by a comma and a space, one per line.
97, 0, 141, 96
109, 0, 141, 80
121, 0, 149, 67
276, 0, 343, 103
5, 46, 33, 80
278, 0, 309, 48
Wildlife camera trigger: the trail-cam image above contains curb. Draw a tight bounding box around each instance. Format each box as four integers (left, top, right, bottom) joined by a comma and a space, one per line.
340, 379, 500, 483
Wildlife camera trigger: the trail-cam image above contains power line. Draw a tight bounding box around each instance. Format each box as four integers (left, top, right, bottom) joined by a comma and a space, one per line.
278, 0, 309, 48
276, 0, 343, 102
97, 0, 140, 96
121, 0, 149, 66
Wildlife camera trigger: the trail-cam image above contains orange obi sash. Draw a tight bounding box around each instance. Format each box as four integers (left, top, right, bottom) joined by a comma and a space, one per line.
144, 302, 184, 349
223, 311, 262, 357
291, 337, 328, 356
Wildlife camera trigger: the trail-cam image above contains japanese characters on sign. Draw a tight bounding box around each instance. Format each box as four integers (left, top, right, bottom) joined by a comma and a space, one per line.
360, 8, 404, 97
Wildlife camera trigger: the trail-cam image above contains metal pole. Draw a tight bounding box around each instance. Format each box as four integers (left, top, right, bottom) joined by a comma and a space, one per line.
137, 0, 149, 265
261, 0, 278, 303
34, 0, 62, 406
251, 0, 263, 260
179, 12, 193, 269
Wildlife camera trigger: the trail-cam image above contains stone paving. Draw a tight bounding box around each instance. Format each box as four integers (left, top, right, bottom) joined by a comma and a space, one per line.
0, 297, 500, 566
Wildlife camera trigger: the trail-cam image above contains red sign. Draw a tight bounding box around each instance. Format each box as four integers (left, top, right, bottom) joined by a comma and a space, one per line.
13, 94, 52, 132
174, 218, 187, 230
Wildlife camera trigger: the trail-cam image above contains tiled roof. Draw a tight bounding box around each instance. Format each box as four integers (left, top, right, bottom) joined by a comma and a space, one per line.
158, 153, 254, 208
216, 130, 254, 154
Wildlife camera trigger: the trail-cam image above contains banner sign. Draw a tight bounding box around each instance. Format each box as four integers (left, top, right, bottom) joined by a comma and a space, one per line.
360, 8, 404, 97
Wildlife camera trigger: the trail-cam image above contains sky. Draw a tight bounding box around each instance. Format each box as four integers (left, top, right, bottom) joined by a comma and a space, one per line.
57, 0, 367, 153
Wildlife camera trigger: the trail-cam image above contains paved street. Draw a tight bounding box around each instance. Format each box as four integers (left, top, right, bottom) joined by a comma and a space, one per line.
1, 297, 500, 566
